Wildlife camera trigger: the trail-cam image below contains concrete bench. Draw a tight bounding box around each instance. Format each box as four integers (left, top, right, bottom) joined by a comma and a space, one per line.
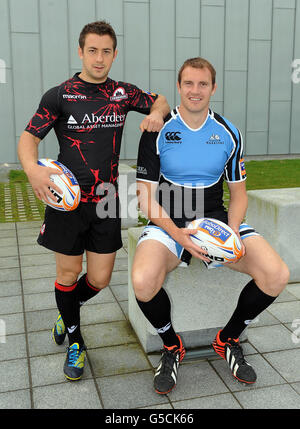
246, 188, 300, 283
128, 226, 251, 353
118, 163, 138, 229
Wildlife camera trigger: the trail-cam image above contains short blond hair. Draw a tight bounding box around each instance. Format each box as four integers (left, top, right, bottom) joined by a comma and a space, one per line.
178, 57, 216, 86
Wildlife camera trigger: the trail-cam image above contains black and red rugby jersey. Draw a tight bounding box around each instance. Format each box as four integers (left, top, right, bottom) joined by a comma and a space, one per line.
25, 73, 158, 202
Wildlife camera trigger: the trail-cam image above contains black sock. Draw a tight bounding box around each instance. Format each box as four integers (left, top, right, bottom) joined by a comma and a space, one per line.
55, 280, 84, 346
136, 288, 180, 348
220, 279, 277, 342
77, 273, 100, 306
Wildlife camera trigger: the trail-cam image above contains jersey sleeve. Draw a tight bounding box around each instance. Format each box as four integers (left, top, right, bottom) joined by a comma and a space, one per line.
224, 128, 247, 182
136, 131, 160, 182
127, 84, 158, 114
25, 86, 60, 139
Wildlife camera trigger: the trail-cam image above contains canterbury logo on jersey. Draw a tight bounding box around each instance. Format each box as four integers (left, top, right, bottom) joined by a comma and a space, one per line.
165, 131, 182, 143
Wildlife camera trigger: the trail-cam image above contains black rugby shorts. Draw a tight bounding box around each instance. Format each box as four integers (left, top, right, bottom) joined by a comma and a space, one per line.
37, 202, 122, 255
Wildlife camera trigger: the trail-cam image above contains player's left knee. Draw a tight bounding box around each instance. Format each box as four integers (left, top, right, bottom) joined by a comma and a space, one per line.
87, 272, 112, 290
264, 261, 290, 295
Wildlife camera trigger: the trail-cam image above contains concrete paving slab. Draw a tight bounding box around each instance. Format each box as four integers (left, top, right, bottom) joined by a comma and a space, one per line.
88, 343, 151, 378
0, 389, 31, 409
287, 283, 300, 299
0, 256, 20, 269
0, 237, 17, 247
0, 359, 30, 393
166, 360, 229, 402
234, 384, 300, 409
0, 295, 23, 315
263, 349, 300, 383
0, 246, 18, 257
268, 301, 300, 324
32, 380, 102, 409
21, 264, 57, 280
1, 313, 25, 335
80, 302, 125, 325
172, 392, 242, 409
211, 354, 285, 391
96, 371, 169, 409
30, 353, 93, 387
81, 320, 136, 349
0, 333, 27, 361
0, 280, 22, 297
24, 291, 56, 312
0, 267, 20, 282
247, 325, 300, 353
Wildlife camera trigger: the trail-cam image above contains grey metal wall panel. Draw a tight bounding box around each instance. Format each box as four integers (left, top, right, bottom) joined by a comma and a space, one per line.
0, 0, 11, 68
1, 0, 300, 164
224, 71, 247, 139
150, 0, 175, 70
269, 101, 291, 154
0, 69, 15, 161
270, 8, 294, 101
96, 0, 124, 35
40, 0, 69, 90
200, 5, 225, 103
11, 33, 42, 136
68, 0, 96, 70
291, 0, 300, 153
10, 0, 39, 33
225, 0, 249, 71
175, 0, 200, 38
247, 40, 271, 132
249, 0, 272, 40
124, 1, 150, 159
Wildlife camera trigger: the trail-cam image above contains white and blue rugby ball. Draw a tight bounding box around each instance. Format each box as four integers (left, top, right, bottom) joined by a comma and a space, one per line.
38, 158, 81, 211
188, 218, 243, 264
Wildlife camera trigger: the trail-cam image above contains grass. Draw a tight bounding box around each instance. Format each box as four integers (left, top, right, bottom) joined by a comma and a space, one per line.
0, 170, 45, 223
0, 159, 299, 223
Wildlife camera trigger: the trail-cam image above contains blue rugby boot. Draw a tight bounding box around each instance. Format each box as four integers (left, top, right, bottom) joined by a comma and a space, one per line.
52, 313, 66, 345
64, 342, 87, 381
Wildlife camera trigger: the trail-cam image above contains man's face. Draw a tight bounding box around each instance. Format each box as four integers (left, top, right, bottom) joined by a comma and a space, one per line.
177, 66, 217, 114
78, 33, 117, 83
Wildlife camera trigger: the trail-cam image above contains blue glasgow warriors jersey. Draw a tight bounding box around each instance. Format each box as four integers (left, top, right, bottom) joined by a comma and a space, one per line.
136, 107, 246, 227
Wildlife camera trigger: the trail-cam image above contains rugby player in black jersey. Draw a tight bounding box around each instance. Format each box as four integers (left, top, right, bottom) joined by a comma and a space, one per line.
131, 57, 289, 394
17, 21, 170, 381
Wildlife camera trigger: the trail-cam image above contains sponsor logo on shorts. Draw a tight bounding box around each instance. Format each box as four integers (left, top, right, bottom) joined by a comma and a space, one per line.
40, 224, 45, 235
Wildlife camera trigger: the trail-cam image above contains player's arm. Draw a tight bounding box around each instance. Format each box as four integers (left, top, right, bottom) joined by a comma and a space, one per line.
139, 94, 170, 132
137, 179, 210, 261
18, 131, 62, 203
226, 180, 248, 256
17, 87, 63, 202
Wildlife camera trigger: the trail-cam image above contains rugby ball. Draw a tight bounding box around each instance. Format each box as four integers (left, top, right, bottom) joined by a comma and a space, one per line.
188, 218, 243, 264
38, 158, 80, 211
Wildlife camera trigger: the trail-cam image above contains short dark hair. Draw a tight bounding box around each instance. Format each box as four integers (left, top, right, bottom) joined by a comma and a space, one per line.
178, 57, 216, 86
79, 21, 117, 51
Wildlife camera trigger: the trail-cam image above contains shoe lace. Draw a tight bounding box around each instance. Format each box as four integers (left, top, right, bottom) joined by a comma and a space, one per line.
68, 346, 80, 365
159, 349, 179, 376
228, 340, 246, 365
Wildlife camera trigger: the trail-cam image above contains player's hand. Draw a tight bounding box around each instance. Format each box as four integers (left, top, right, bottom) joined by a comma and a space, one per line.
174, 228, 211, 262
139, 111, 164, 133
26, 164, 63, 203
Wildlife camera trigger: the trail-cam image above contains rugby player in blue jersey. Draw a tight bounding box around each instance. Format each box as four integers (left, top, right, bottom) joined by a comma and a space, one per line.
132, 57, 289, 394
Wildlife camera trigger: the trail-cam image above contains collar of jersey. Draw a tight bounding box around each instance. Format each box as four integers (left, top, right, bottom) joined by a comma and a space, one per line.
173, 106, 212, 132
